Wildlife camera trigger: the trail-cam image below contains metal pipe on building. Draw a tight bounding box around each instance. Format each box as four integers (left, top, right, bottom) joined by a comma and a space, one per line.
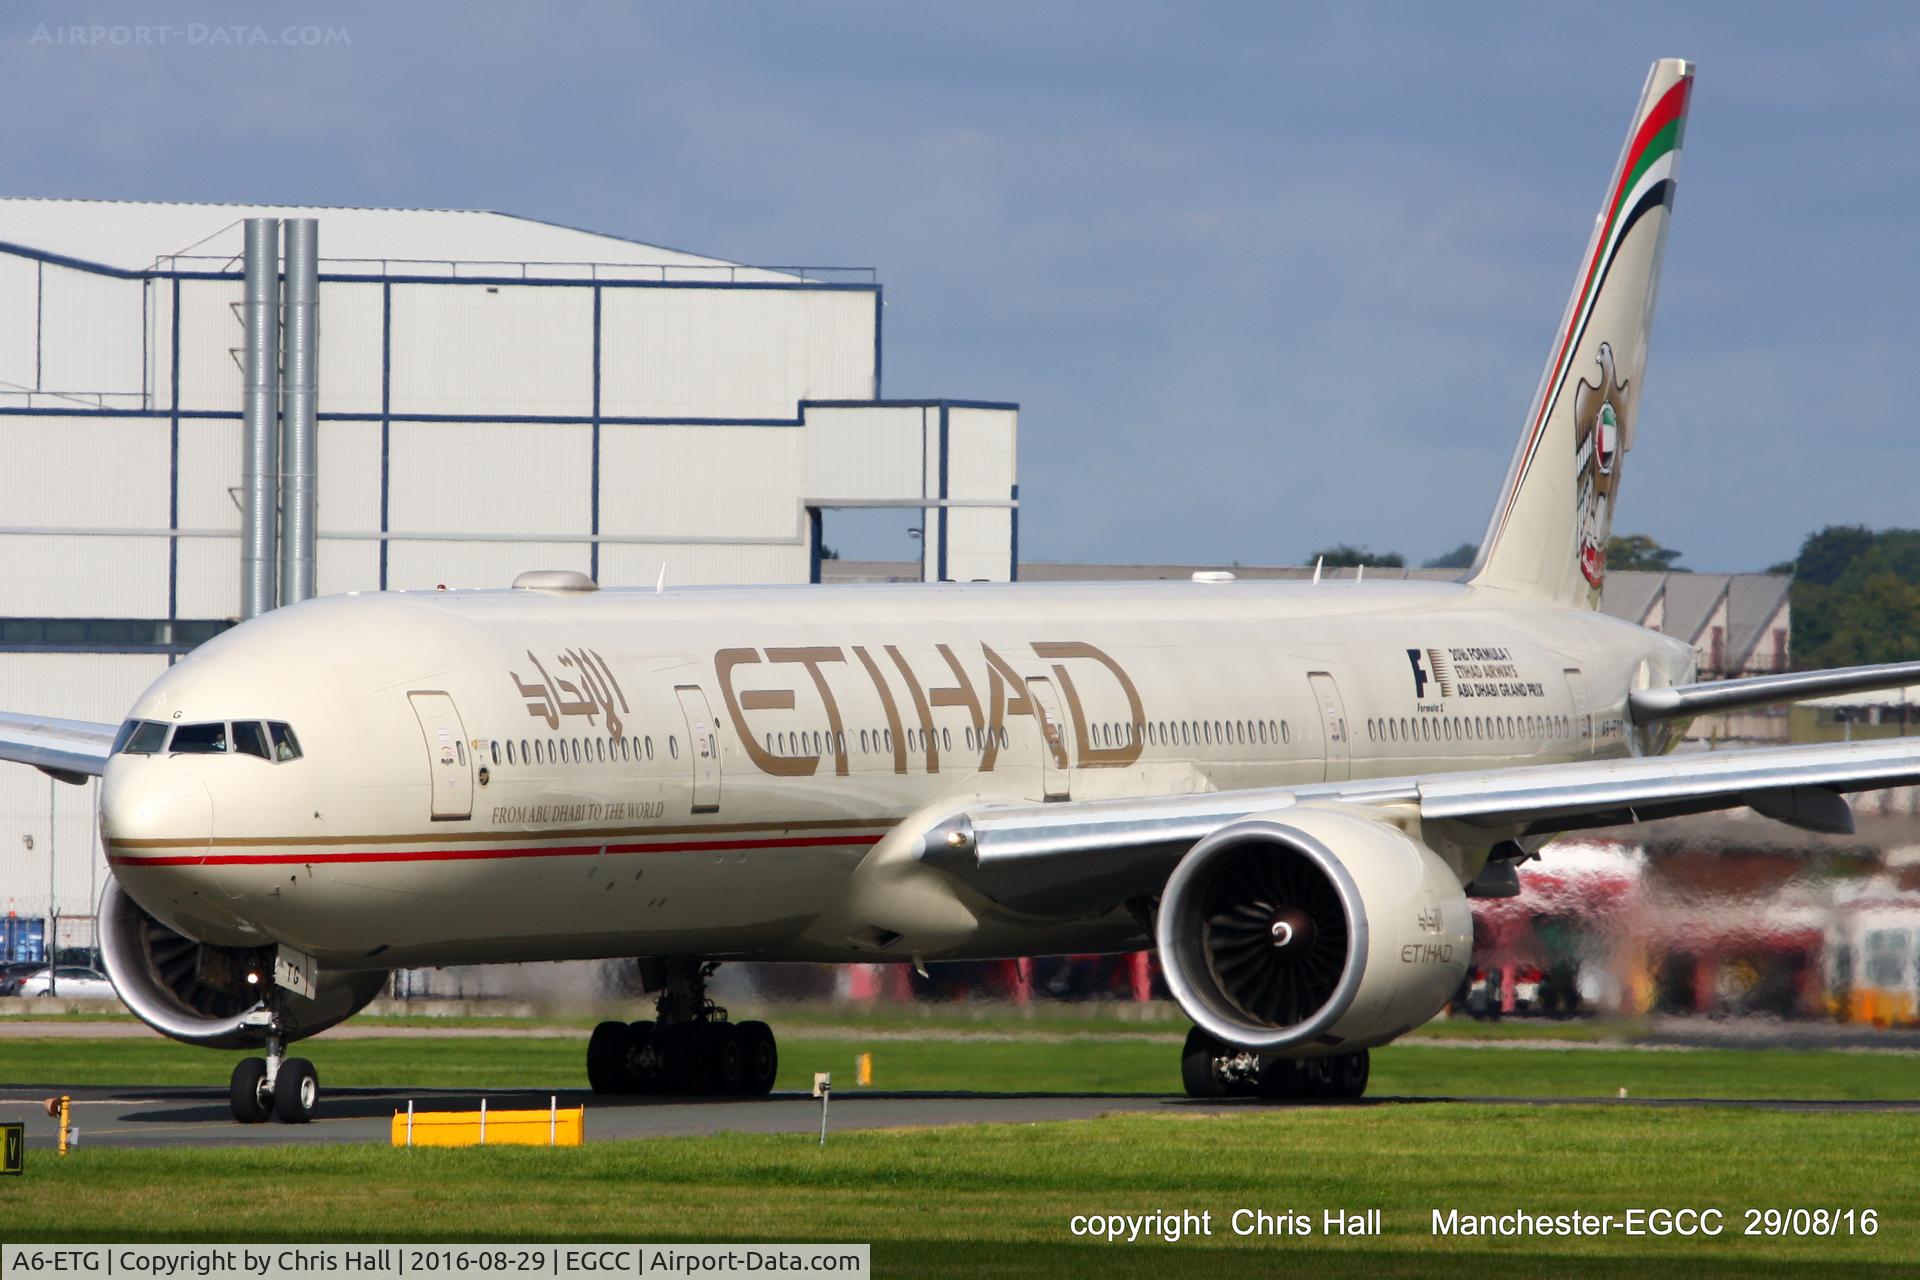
280, 218, 319, 606
240, 218, 280, 619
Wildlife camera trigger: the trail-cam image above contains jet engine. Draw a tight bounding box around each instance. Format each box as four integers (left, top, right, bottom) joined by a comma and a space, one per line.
99, 877, 385, 1050
1155, 806, 1471, 1054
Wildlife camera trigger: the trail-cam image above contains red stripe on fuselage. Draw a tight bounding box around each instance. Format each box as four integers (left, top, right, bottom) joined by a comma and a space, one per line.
108, 832, 884, 868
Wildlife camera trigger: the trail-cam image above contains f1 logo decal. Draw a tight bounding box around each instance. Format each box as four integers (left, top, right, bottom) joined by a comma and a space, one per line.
1406, 649, 1430, 699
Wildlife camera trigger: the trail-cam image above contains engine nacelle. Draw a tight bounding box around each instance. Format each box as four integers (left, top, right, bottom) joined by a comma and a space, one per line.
99, 876, 385, 1049
1156, 806, 1471, 1055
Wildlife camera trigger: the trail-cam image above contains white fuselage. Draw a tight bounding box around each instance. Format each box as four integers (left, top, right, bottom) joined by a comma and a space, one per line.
100, 577, 1693, 972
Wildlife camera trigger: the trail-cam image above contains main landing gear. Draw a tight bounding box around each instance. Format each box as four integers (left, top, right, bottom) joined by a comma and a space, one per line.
586, 958, 778, 1097
1180, 1026, 1369, 1101
229, 1004, 320, 1124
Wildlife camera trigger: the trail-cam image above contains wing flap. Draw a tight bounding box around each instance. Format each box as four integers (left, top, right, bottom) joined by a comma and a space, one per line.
0, 711, 118, 783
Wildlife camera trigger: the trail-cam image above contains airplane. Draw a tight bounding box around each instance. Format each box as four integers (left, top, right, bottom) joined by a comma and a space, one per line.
6, 56, 1920, 1124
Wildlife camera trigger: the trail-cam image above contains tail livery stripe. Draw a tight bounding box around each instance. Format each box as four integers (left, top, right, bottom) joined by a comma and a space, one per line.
1490, 74, 1691, 546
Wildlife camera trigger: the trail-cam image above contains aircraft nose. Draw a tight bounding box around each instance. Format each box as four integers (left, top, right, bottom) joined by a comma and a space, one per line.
101, 762, 213, 868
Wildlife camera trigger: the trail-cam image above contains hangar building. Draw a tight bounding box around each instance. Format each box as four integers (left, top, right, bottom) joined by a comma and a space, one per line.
0, 198, 1019, 931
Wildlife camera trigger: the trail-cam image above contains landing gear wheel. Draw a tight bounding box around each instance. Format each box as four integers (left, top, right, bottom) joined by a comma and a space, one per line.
587, 1020, 630, 1094
735, 1021, 777, 1096
708, 1024, 747, 1095
1326, 1049, 1369, 1099
273, 1057, 318, 1124
229, 1057, 271, 1123
1181, 1026, 1229, 1098
655, 1023, 701, 1094
1255, 1057, 1305, 1101
624, 1021, 666, 1093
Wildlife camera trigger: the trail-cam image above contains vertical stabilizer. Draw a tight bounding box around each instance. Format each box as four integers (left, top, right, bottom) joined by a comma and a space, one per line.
1469, 58, 1692, 608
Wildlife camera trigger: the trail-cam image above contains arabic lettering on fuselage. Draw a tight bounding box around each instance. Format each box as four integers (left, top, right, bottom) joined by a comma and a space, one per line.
511, 648, 630, 737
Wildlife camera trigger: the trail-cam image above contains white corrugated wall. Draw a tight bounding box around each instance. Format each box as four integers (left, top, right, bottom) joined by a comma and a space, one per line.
600, 288, 876, 419
600, 424, 804, 543
804, 405, 928, 502
943, 406, 1018, 582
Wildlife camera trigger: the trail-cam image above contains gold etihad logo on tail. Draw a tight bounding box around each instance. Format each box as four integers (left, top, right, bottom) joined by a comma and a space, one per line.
1574, 342, 1629, 590
715, 641, 1144, 778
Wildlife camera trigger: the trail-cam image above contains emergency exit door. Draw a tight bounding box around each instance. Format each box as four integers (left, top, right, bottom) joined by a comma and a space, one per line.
1026, 676, 1070, 801
408, 691, 473, 820
675, 686, 721, 813
1308, 672, 1351, 782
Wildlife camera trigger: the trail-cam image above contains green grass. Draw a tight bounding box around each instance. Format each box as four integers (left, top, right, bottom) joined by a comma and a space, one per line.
0, 1000, 1648, 1039
1, 1107, 1914, 1276
1, 1032, 1915, 1101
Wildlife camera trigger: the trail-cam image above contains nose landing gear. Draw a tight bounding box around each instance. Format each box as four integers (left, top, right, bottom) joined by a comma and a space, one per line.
228, 1003, 320, 1124
587, 957, 778, 1097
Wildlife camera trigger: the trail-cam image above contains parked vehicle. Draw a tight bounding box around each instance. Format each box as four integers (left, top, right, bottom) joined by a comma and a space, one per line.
14, 966, 116, 999
0, 960, 47, 996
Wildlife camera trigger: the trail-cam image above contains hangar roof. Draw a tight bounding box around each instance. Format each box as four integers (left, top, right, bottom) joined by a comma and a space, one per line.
0, 197, 821, 282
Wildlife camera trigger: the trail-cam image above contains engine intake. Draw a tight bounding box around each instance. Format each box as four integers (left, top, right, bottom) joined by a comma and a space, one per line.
1156, 807, 1471, 1053
100, 876, 384, 1049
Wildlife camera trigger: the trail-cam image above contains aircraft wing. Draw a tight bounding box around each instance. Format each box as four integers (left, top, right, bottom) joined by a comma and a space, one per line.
919, 736, 1920, 914
0, 711, 117, 785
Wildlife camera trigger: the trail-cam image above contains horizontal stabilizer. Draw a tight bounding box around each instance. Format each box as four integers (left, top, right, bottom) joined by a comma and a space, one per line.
1629, 659, 1920, 723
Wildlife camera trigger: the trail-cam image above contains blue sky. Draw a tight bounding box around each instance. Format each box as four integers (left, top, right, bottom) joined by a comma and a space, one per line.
8, 2, 1918, 571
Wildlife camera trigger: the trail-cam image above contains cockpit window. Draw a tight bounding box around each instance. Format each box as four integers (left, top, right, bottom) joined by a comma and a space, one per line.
268, 722, 302, 762
169, 722, 228, 754
232, 721, 271, 760
112, 720, 170, 755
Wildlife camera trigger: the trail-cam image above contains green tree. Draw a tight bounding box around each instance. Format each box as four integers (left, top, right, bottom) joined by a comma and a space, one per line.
1789, 525, 1920, 668
1604, 533, 1686, 572
1311, 544, 1404, 568
1424, 541, 1479, 570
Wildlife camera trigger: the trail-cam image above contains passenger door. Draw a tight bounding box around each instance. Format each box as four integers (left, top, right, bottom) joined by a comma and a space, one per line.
1563, 668, 1594, 754
675, 685, 721, 813
1026, 676, 1070, 801
408, 691, 473, 820
1308, 672, 1351, 782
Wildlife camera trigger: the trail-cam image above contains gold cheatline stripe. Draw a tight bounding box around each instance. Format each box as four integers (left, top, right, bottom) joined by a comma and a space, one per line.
107, 816, 906, 851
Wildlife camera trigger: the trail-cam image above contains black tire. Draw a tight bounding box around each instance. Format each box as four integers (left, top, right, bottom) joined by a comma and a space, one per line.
624, 1020, 665, 1093
586, 1020, 630, 1094
1328, 1049, 1369, 1100
229, 1057, 271, 1123
655, 1023, 701, 1094
1255, 1056, 1304, 1101
1181, 1026, 1229, 1098
272, 1058, 318, 1124
735, 1021, 777, 1095
707, 1024, 748, 1094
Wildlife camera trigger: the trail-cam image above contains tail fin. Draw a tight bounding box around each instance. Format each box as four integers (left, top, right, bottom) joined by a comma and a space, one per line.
1469, 57, 1693, 608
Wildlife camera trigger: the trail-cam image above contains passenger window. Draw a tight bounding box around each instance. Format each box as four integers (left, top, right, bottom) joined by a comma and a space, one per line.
490, 741, 501, 766
457, 741, 468, 766
669, 735, 679, 760
941, 727, 952, 752
232, 721, 271, 760
170, 722, 228, 754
